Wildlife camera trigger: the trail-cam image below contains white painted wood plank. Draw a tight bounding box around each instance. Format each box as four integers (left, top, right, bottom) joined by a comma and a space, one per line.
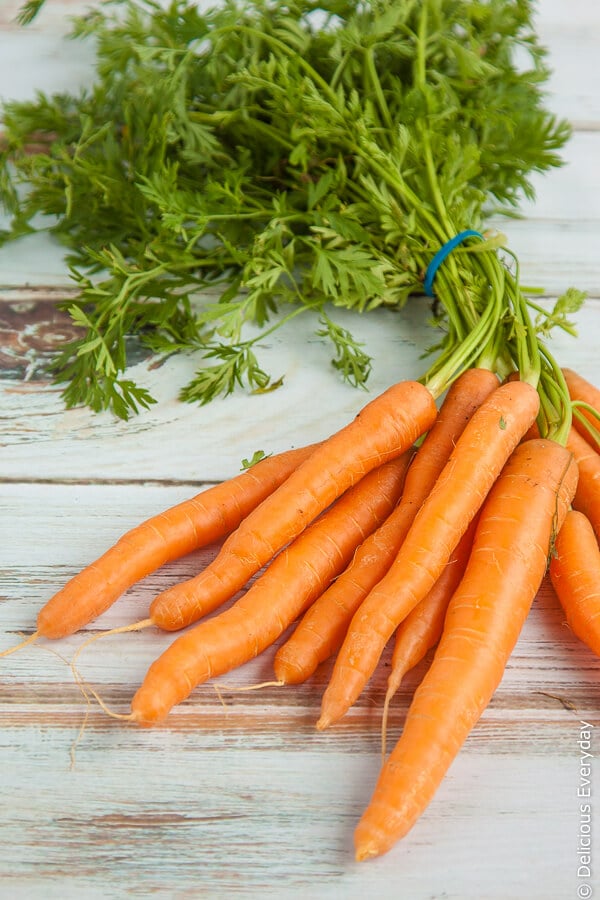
511, 134, 600, 222
538, 27, 600, 129
1, 484, 599, 898
1, 296, 599, 482
0, 0, 87, 26
0, 738, 594, 899
491, 219, 600, 295
0, 0, 595, 28
0, 727, 591, 900
0, 301, 432, 481
0, 29, 94, 106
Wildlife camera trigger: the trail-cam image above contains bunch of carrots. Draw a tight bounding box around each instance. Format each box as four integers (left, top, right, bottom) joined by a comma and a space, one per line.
2, 0, 598, 864
3, 353, 600, 860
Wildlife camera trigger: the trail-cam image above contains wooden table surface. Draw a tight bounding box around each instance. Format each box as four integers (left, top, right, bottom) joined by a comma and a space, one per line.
1, 2, 599, 898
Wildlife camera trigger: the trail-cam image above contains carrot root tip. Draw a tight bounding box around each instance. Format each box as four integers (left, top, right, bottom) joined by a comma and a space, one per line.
71, 664, 135, 722
380, 685, 397, 763
0, 630, 39, 657
355, 842, 381, 862
214, 679, 284, 692
70, 617, 153, 671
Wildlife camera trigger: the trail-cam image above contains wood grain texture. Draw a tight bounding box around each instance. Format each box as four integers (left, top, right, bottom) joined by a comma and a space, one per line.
1, 2, 599, 898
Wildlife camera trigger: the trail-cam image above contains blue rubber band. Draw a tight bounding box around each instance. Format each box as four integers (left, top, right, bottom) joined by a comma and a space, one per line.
423, 229, 484, 298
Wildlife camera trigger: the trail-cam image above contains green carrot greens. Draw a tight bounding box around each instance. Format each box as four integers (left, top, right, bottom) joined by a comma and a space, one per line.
1, 0, 580, 418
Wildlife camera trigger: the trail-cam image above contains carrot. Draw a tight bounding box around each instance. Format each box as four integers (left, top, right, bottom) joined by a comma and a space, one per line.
147, 381, 437, 632
566, 427, 600, 540
549, 509, 600, 657
399, 369, 500, 506
129, 455, 413, 725
354, 438, 578, 860
32, 443, 321, 642
380, 517, 478, 755
317, 379, 541, 729
272, 507, 411, 686
273, 368, 499, 685
562, 368, 600, 453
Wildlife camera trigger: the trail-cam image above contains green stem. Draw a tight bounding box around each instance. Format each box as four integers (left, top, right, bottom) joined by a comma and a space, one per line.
413, 4, 467, 306
422, 290, 500, 398
189, 110, 296, 152
365, 46, 394, 133
354, 143, 448, 244
502, 249, 540, 386
572, 405, 600, 447
525, 298, 579, 338
330, 48, 353, 91
537, 344, 572, 445
414, 8, 451, 233
245, 303, 309, 348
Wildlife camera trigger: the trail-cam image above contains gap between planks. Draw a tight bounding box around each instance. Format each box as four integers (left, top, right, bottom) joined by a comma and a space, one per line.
0, 475, 222, 487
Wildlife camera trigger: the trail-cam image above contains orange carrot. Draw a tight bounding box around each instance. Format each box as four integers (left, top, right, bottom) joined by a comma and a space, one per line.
34, 443, 321, 641
549, 509, 600, 657
272, 510, 409, 686
399, 369, 500, 507
129, 455, 412, 725
383, 517, 478, 714
317, 379, 540, 730
148, 381, 437, 632
562, 368, 600, 453
354, 438, 578, 860
566, 428, 600, 541
273, 368, 499, 685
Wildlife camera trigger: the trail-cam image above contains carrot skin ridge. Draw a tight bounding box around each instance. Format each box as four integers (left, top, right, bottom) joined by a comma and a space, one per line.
549, 509, 600, 656
566, 427, 600, 541
354, 439, 579, 861
272, 502, 417, 685
273, 367, 499, 685
386, 515, 478, 698
318, 380, 541, 729
35, 442, 321, 640
380, 517, 478, 762
130, 456, 412, 725
149, 381, 437, 632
